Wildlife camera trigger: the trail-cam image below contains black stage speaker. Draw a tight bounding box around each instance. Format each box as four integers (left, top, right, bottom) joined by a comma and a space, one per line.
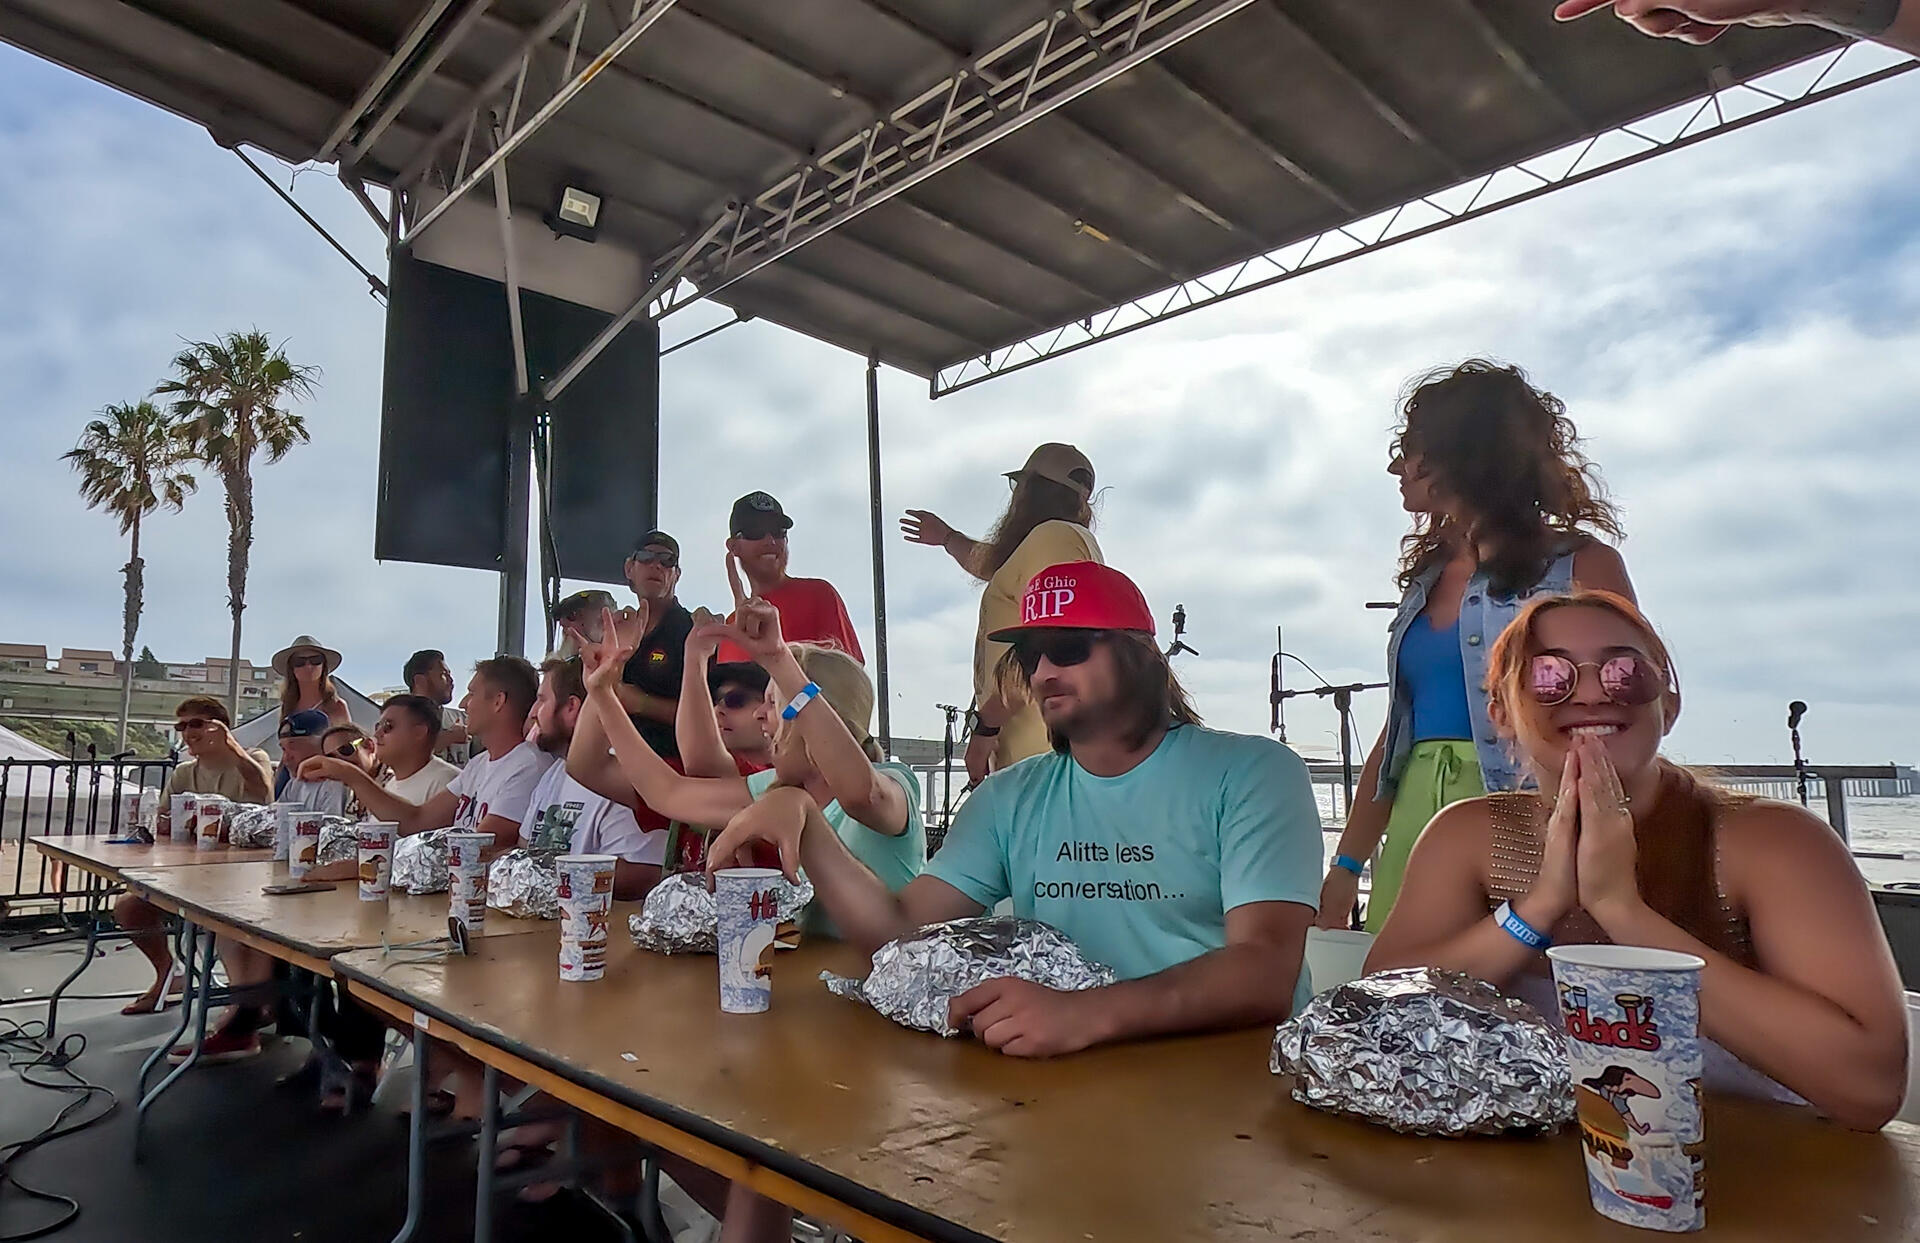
376, 251, 658, 585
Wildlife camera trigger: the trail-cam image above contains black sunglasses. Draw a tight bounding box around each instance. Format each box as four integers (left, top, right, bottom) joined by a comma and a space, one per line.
1012, 631, 1101, 679
717, 689, 757, 711
732, 528, 788, 543
289, 653, 327, 669
628, 549, 678, 568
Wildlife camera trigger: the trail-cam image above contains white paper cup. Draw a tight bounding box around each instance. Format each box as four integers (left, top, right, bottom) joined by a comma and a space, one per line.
556, 855, 616, 982
195, 800, 227, 851
446, 832, 492, 931
715, 867, 781, 1014
270, 802, 299, 862
167, 792, 198, 843
357, 822, 397, 901
1547, 945, 1707, 1233
288, 811, 326, 880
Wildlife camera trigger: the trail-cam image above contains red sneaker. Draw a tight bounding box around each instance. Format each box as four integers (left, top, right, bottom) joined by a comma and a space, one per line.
167, 1026, 262, 1065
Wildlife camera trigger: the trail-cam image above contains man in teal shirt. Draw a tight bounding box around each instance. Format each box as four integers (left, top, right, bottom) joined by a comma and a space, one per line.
708, 561, 1321, 1057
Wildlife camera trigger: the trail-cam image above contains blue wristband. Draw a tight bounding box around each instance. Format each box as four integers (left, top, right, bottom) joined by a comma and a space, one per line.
1332, 853, 1365, 877
1494, 900, 1551, 951
780, 682, 821, 721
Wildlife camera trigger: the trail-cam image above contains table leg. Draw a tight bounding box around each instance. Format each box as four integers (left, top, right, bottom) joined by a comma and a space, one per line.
638, 1159, 671, 1243
389, 1028, 430, 1243
133, 924, 215, 1160
44, 872, 104, 1040
135, 921, 198, 1111
474, 1064, 500, 1243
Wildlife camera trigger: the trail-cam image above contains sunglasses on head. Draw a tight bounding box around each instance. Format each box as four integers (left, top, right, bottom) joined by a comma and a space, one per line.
1528, 652, 1666, 708
289, 653, 326, 669
629, 549, 678, 568
1012, 631, 1100, 679
716, 689, 756, 711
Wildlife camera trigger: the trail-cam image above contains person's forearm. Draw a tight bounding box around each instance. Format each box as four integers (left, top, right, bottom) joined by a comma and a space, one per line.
945, 531, 984, 579
1878, 0, 1920, 53
972, 691, 1012, 731
1084, 942, 1302, 1043
1329, 740, 1392, 863
1594, 898, 1905, 1129
1363, 892, 1561, 983
590, 684, 749, 826
341, 769, 424, 833
675, 655, 733, 778
792, 793, 919, 951
1802, 0, 1920, 50
768, 651, 901, 831
228, 745, 272, 802
615, 682, 677, 725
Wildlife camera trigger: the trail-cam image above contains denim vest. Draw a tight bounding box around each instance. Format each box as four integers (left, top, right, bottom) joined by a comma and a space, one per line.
1376, 548, 1577, 799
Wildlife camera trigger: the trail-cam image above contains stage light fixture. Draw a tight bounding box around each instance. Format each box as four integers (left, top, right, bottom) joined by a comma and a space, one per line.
548, 184, 601, 241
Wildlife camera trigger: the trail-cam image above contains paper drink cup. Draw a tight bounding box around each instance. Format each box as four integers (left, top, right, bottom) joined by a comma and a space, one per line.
357, 822, 397, 901
715, 867, 781, 1014
271, 802, 298, 862
446, 832, 492, 931
167, 792, 198, 843
556, 855, 615, 982
288, 811, 326, 880
195, 800, 227, 851
1547, 945, 1707, 1233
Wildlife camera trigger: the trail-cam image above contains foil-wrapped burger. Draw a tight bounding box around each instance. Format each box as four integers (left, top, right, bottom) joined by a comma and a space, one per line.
487, 847, 564, 920
226, 805, 280, 849
1270, 967, 1573, 1136
391, 829, 451, 895
822, 916, 1116, 1037
314, 817, 368, 866
628, 870, 813, 954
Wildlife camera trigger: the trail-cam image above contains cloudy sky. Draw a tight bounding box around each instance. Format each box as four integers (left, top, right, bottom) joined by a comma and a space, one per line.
3, 39, 1917, 774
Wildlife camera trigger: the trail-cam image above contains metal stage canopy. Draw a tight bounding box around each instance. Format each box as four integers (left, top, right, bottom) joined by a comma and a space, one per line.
5, 0, 1913, 403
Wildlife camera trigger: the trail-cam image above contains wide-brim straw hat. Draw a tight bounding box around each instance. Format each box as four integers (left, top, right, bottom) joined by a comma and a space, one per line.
271, 635, 343, 677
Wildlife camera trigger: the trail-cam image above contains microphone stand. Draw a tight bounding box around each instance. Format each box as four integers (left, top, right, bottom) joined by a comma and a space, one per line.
1165, 605, 1198, 659
1788, 701, 1810, 809
937, 703, 962, 837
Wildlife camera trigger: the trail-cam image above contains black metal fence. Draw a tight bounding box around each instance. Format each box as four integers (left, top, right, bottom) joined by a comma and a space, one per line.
1, 751, 176, 919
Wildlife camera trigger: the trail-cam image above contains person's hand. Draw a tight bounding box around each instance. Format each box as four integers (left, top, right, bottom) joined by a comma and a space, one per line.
1573, 735, 1643, 921
1314, 867, 1361, 930
573, 604, 646, 693
713, 555, 792, 666
296, 755, 355, 784
443, 721, 470, 746
1521, 747, 1583, 929
947, 977, 1110, 1057
684, 607, 722, 667
964, 732, 996, 785
1553, 0, 1802, 44
899, 509, 954, 548
705, 786, 810, 882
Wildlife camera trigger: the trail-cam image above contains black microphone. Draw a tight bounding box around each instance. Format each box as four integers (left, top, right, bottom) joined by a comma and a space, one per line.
1787, 700, 1807, 730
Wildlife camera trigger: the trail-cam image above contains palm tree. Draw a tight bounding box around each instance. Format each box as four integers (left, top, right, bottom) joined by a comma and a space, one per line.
155, 331, 319, 715
63, 401, 197, 748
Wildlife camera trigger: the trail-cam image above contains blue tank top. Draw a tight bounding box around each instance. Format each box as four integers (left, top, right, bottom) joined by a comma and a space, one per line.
1400, 614, 1474, 741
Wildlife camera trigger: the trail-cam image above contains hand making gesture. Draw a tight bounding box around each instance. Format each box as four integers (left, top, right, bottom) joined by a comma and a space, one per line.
571, 603, 649, 694
705, 554, 797, 676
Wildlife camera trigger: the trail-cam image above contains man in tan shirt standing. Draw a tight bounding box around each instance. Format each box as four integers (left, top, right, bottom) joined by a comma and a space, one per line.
901, 443, 1104, 782
117, 697, 272, 1022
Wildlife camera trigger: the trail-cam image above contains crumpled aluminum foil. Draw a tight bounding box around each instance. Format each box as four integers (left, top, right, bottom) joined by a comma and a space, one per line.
1270, 967, 1573, 1136
487, 847, 564, 920
226, 805, 280, 849
391, 829, 451, 894
314, 817, 366, 866
821, 916, 1116, 1037
628, 870, 814, 954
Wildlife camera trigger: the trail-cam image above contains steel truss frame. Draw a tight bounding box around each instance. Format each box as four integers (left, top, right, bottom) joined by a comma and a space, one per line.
928, 43, 1918, 396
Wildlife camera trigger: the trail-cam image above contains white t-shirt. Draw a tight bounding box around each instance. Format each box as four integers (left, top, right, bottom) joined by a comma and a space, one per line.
522, 761, 664, 864
383, 757, 460, 806
436, 705, 472, 764
446, 742, 556, 834
281, 777, 350, 817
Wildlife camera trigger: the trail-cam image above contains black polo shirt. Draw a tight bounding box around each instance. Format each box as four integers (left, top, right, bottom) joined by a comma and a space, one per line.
621, 600, 693, 758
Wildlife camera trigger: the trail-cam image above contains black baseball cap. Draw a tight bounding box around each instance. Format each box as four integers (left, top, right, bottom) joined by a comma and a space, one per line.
630, 530, 679, 558
707, 660, 770, 700
729, 492, 792, 538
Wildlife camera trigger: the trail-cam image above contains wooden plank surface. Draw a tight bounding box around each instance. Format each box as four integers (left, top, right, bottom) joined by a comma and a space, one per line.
31, 834, 272, 881
334, 929, 1920, 1243
119, 861, 550, 963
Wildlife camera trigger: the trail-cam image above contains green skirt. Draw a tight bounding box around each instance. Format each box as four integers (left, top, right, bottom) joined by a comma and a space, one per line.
1364, 739, 1485, 933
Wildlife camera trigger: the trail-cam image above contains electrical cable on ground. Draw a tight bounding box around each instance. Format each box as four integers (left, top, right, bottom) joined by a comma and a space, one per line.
0, 1016, 118, 1240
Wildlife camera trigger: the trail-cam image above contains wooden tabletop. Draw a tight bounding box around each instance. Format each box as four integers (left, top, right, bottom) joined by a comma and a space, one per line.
333, 929, 1920, 1243
120, 860, 549, 973
31, 834, 272, 880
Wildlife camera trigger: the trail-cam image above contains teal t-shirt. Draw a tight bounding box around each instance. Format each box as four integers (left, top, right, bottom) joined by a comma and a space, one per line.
926, 725, 1321, 1016
746, 761, 927, 934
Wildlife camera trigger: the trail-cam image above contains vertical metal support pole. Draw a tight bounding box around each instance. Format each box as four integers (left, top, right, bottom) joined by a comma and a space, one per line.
390, 1028, 429, 1243
494, 148, 532, 657
1825, 777, 1850, 844
475, 1064, 502, 1243
864, 347, 892, 756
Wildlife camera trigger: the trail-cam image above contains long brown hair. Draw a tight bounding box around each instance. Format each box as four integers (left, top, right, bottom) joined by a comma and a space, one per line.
996, 631, 1202, 754
1486, 591, 1746, 957
279, 648, 340, 718
1393, 360, 1623, 598
977, 475, 1094, 578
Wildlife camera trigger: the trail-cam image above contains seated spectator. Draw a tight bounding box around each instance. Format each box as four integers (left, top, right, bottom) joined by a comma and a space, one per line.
117, 697, 272, 1018
1365, 590, 1908, 1129
374, 694, 460, 804
721, 493, 864, 661
276, 710, 351, 816
613, 531, 693, 760
301, 657, 551, 851
569, 565, 921, 898
550, 589, 618, 661
406, 648, 471, 764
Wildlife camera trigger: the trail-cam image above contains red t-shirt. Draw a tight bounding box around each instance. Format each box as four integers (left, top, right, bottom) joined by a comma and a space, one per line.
718, 576, 864, 664
662, 753, 781, 873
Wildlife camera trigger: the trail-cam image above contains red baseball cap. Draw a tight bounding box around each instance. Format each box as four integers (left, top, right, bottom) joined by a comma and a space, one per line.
987, 562, 1156, 641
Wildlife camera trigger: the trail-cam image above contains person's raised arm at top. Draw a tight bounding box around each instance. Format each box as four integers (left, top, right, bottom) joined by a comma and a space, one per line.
296, 755, 455, 836
577, 607, 755, 829
675, 604, 736, 779
900, 510, 985, 579
1553, 0, 1920, 55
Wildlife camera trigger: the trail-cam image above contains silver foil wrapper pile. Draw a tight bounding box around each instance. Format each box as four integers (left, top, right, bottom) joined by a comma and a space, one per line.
314, 817, 368, 866
391, 829, 451, 895
1270, 967, 1572, 1136
486, 847, 564, 920
226, 805, 279, 849
627, 870, 814, 954
822, 916, 1116, 1037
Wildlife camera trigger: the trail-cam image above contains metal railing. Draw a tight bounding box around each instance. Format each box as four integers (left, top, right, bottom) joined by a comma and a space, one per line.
1, 750, 176, 919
